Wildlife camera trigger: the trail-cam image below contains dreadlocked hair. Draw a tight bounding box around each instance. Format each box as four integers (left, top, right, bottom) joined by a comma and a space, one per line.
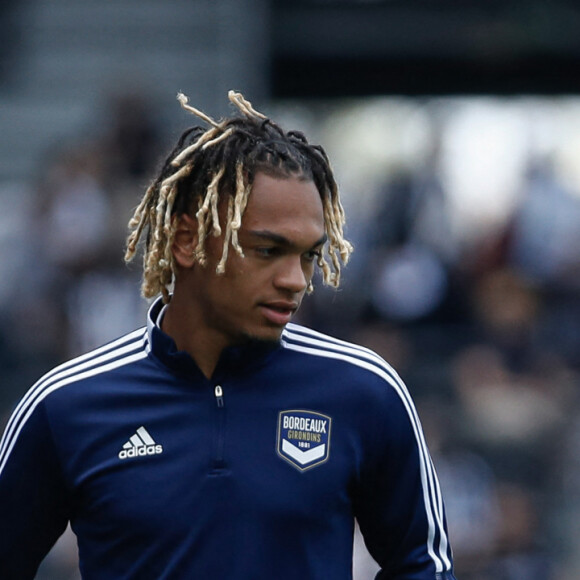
125, 90, 353, 303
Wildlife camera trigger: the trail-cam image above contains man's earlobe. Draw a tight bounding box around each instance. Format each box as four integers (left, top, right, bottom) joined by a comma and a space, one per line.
172, 214, 198, 268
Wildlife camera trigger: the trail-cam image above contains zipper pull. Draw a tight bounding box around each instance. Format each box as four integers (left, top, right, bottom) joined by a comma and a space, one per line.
214, 384, 224, 408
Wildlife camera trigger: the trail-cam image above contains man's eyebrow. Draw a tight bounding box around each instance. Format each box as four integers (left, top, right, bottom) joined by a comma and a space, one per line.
247, 230, 327, 248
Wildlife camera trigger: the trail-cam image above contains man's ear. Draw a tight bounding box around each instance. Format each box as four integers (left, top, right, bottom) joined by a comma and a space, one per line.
172, 214, 198, 268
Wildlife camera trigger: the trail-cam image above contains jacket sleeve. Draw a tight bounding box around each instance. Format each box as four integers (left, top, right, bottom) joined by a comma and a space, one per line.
353, 377, 456, 580
0, 397, 71, 578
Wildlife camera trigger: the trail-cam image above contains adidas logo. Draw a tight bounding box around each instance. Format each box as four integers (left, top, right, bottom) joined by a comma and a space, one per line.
118, 426, 163, 460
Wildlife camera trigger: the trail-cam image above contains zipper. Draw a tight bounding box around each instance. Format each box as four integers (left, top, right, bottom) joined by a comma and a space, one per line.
214, 384, 224, 408
211, 384, 226, 472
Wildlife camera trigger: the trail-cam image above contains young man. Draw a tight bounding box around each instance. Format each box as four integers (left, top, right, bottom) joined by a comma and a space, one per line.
0, 91, 456, 579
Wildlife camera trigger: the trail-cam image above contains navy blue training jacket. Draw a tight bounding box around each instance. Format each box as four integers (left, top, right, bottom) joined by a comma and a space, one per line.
0, 297, 456, 579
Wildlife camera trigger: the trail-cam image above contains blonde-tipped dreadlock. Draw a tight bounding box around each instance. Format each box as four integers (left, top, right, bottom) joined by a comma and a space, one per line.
125, 90, 353, 303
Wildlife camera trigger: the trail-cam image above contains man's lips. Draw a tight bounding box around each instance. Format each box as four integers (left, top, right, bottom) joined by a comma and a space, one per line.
259, 301, 298, 326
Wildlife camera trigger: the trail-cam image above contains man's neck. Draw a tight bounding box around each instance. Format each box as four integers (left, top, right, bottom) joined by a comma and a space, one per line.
160, 298, 226, 379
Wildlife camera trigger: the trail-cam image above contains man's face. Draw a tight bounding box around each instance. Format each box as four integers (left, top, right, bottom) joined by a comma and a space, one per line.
183, 171, 326, 349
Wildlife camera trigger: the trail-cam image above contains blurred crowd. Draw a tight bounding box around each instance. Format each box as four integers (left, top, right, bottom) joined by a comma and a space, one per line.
1, 92, 579, 579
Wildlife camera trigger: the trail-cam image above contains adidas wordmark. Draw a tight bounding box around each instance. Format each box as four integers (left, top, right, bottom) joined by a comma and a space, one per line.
118, 426, 163, 460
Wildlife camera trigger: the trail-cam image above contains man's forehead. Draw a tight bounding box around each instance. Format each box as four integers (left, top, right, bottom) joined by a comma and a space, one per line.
240, 174, 324, 233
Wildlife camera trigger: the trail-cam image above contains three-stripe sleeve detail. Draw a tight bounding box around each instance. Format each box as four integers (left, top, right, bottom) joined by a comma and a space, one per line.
281, 323, 452, 573
0, 328, 149, 478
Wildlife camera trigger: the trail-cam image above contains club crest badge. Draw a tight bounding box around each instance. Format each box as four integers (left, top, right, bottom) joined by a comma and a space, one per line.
277, 410, 332, 471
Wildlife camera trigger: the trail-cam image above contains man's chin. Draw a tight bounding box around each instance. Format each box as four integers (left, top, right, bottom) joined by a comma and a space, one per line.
240, 327, 284, 348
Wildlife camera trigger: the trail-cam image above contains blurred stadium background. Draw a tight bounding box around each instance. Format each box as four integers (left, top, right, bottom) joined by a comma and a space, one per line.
1, 1, 580, 578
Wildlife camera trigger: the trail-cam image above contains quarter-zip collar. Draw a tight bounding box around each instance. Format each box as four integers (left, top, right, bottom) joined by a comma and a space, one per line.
146, 296, 281, 380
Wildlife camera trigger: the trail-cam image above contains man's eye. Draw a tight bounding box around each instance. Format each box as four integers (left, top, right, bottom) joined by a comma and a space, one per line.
256, 247, 278, 257
304, 250, 322, 262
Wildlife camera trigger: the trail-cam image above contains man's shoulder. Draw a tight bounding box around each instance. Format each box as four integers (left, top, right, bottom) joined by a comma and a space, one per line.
0, 327, 150, 463
280, 323, 413, 414
25, 326, 149, 407
281, 323, 402, 386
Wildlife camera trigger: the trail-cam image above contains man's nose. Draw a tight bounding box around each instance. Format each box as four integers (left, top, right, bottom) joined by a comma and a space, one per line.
274, 256, 308, 294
